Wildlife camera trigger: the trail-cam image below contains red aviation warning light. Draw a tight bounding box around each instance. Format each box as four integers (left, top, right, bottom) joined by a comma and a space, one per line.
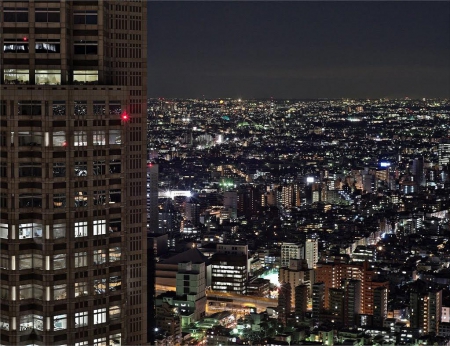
121, 110, 129, 121
23, 37, 28, 41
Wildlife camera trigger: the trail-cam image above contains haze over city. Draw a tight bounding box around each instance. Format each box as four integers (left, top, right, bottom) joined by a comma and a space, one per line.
148, 1, 450, 99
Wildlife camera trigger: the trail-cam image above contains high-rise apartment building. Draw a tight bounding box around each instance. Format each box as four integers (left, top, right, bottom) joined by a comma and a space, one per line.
0, 1, 148, 345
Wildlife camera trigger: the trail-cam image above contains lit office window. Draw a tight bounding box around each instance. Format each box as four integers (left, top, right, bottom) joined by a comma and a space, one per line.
3, 69, 29, 84
109, 130, 121, 144
53, 223, 66, 239
35, 39, 61, 53
53, 284, 67, 300
35, 70, 61, 85
0, 224, 8, 239
109, 306, 120, 320
93, 130, 106, 145
53, 254, 66, 270
74, 131, 87, 146
73, 70, 98, 85
93, 220, 106, 235
0, 315, 9, 331
75, 311, 88, 328
74, 282, 88, 297
93, 308, 106, 325
3, 38, 29, 53
94, 278, 107, 295
74, 252, 88, 268
93, 249, 106, 265
18, 223, 42, 239
53, 314, 67, 330
74, 221, 88, 237
53, 131, 66, 146
109, 247, 121, 262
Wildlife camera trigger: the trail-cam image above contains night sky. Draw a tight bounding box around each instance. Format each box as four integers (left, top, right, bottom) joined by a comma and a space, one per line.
147, 1, 450, 99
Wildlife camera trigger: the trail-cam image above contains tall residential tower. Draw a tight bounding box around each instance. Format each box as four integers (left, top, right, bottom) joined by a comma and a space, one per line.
0, 1, 148, 344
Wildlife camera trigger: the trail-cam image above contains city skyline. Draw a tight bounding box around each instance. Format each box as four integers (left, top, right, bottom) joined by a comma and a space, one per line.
147, 1, 450, 99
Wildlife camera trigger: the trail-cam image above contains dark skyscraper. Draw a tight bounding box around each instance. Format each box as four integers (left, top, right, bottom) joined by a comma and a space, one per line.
0, 1, 148, 344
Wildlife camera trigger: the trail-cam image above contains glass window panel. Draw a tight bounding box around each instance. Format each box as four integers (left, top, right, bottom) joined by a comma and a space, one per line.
93, 249, 106, 265
74, 252, 88, 268
54, 284, 67, 300
73, 71, 98, 85
53, 131, 66, 146
93, 308, 106, 324
109, 247, 121, 262
19, 163, 42, 177
0, 223, 8, 239
93, 220, 106, 235
109, 306, 120, 320
18, 131, 42, 146
4, 69, 29, 84
74, 221, 88, 237
53, 223, 66, 239
54, 314, 67, 330
109, 275, 121, 292
74, 282, 88, 297
53, 254, 66, 270
93, 130, 105, 145
53, 193, 66, 208
35, 70, 61, 85
93, 278, 106, 295
19, 223, 42, 239
53, 162, 66, 177
52, 101, 66, 116
109, 159, 121, 173
3, 39, 29, 53
109, 130, 121, 144
93, 161, 106, 176
75, 311, 88, 327
19, 284, 33, 299
73, 101, 87, 116
74, 131, 87, 146
74, 161, 87, 176
74, 191, 88, 208
109, 102, 121, 115
0, 315, 9, 331
18, 101, 41, 115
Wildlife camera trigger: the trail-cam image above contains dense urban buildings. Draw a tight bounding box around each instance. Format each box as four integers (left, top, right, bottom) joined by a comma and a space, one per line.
0, 1, 148, 344
148, 97, 450, 345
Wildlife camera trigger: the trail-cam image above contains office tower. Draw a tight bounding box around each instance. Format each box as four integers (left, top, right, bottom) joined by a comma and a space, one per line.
0, 1, 148, 345
147, 162, 159, 233
438, 142, 450, 168
281, 242, 303, 267
412, 157, 425, 186
305, 237, 319, 269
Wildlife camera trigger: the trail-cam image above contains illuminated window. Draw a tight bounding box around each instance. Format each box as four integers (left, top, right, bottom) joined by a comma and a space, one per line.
73, 70, 98, 85
74, 221, 88, 237
93, 249, 107, 265
3, 38, 29, 53
109, 275, 121, 292
35, 39, 61, 53
94, 278, 107, 295
54, 314, 67, 330
74, 161, 87, 176
93, 130, 106, 145
53, 193, 66, 208
109, 306, 120, 320
53, 284, 67, 300
74, 131, 87, 146
18, 254, 42, 270
0, 224, 8, 239
74, 282, 88, 297
74, 252, 88, 268
109, 247, 121, 262
53, 131, 66, 146
75, 311, 88, 328
53, 223, 66, 239
19, 314, 43, 332
53, 254, 66, 270
74, 191, 88, 208
3, 69, 29, 84
0, 315, 9, 331
0, 254, 9, 270
93, 308, 106, 324
109, 130, 121, 144
94, 337, 107, 346
35, 70, 61, 85
93, 220, 106, 235
19, 223, 42, 239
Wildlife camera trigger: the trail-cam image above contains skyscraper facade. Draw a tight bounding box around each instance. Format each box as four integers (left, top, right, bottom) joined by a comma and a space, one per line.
0, 1, 148, 344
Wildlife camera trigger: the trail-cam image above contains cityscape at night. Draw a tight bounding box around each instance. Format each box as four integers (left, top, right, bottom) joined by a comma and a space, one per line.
1, 1, 450, 346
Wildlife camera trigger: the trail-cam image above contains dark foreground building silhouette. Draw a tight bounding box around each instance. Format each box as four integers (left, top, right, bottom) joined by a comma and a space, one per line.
0, 1, 148, 344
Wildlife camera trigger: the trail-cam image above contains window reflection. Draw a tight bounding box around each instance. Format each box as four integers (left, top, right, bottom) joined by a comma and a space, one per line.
109, 275, 121, 292
94, 278, 106, 295
109, 247, 121, 262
